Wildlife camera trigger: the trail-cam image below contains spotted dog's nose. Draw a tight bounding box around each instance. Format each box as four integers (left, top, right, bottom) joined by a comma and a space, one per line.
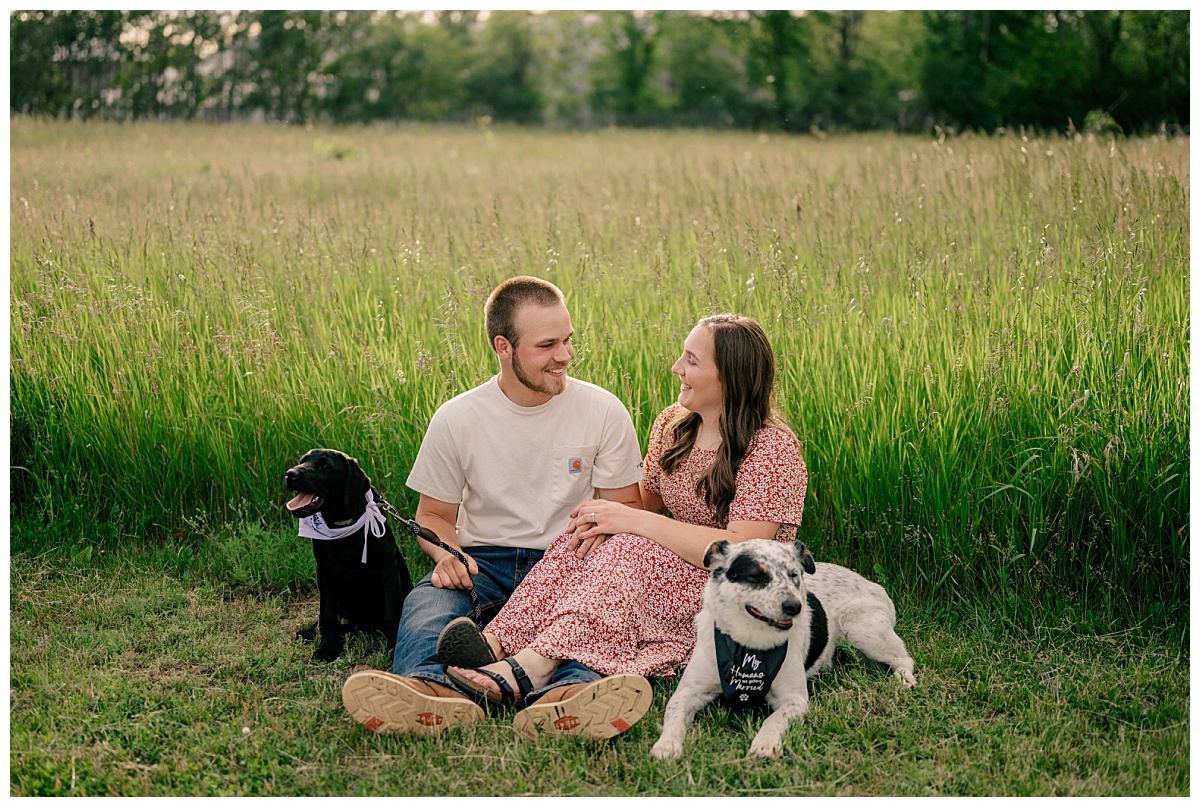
781, 599, 803, 617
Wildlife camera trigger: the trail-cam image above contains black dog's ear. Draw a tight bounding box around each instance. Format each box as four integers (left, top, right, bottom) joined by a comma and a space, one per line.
795, 541, 816, 575
704, 540, 732, 572
342, 453, 371, 510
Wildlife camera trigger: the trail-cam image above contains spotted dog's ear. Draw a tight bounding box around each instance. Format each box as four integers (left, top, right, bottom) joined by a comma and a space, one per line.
704, 540, 732, 573
795, 541, 816, 575
342, 453, 372, 510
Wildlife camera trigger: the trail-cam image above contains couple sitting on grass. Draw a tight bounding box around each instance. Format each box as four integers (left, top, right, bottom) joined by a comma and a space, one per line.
342, 275, 808, 740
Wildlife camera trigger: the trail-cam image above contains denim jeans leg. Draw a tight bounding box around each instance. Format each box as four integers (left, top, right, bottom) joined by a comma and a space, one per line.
391, 545, 544, 686
525, 660, 603, 704
390, 580, 476, 685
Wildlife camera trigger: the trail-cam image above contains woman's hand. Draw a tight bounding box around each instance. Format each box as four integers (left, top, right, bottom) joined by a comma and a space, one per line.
567, 498, 648, 557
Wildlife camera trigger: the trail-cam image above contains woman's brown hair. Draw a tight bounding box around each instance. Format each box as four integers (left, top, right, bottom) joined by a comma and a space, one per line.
659, 314, 785, 525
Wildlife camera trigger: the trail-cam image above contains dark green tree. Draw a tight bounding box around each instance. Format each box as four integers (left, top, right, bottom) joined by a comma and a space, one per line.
589, 11, 669, 124
8, 10, 1189, 132
746, 11, 810, 130
919, 10, 1188, 133
325, 12, 470, 122
1110, 10, 1190, 132
11, 10, 128, 117
466, 11, 541, 123
241, 10, 346, 122
655, 12, 755, 127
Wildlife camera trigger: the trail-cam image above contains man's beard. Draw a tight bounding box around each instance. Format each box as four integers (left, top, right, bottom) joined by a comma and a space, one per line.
512, 349, 567, 397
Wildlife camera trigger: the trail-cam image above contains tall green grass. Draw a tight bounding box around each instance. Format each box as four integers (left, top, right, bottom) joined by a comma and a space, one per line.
10, 119, 1189, 629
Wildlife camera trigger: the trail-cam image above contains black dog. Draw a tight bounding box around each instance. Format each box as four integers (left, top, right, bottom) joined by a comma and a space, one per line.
285, 448, 414, 661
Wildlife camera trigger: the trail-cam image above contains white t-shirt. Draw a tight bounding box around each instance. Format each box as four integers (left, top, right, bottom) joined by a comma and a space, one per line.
406, 375, 645, 550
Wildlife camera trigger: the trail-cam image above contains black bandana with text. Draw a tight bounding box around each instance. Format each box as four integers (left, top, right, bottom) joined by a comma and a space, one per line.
714, 627, 790, 712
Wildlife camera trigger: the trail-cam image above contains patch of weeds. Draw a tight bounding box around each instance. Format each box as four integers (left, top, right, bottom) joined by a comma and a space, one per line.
313, 140, 356, 160
11, 494, 134, 557
182, 510, 315, 596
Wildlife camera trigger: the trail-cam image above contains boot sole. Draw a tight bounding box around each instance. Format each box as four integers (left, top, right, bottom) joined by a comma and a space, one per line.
512, 674, 652, 741
342, 670, 485, 735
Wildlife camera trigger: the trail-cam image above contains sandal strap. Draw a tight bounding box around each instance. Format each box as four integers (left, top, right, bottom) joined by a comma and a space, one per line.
475, 667, 519, 704
503, 657, 535, 700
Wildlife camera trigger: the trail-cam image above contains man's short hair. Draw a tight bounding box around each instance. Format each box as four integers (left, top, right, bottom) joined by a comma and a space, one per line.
484, 276, 566, 351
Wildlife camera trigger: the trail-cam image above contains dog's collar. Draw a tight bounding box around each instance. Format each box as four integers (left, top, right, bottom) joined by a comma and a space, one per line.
713, 626, 789, 712
297, 489, 386, 564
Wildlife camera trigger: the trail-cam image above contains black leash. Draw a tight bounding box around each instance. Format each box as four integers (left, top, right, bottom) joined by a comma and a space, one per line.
376, 492, 483, 624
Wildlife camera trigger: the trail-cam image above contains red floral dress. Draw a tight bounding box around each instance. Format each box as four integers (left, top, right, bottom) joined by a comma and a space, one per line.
486, 404, 808, 677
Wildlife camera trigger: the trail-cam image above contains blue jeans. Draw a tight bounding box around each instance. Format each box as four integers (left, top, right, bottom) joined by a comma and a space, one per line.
392, 544, 601, 704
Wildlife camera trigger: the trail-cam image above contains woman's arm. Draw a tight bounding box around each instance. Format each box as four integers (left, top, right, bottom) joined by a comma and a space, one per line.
567, 498, 778, 569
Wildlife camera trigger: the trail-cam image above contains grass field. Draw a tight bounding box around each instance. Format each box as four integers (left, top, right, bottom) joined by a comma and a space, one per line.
8, 119, 1190, 795
9, 527, 1189, 796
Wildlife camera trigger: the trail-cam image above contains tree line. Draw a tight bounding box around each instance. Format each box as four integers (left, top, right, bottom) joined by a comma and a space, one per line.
10, 10, 1190, 134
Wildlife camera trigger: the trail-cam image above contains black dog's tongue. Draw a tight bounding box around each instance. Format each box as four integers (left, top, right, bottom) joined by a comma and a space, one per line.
287, 492, 319, 513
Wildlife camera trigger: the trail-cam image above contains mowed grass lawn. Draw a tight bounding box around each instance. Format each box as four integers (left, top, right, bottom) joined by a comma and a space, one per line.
9, 120, 1189, 795
9, 532, 1189, 797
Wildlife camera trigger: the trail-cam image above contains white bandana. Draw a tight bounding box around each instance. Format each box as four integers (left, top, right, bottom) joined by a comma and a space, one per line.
297, 489, 387, 564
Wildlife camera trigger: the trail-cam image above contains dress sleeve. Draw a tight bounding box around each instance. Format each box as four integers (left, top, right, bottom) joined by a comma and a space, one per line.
726, 428, 808, 533
641, 405, 679, 498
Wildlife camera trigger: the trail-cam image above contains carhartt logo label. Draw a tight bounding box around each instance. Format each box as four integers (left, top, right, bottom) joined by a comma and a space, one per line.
568, 458, 583, 474
416, 713, 442, 727
554, 715, 580, 730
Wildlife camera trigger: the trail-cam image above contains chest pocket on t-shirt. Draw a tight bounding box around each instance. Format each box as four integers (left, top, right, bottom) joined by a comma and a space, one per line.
551, 445, 599, 506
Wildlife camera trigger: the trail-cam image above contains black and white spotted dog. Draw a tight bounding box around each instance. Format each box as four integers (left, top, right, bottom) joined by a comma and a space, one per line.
651, 539, 916, 759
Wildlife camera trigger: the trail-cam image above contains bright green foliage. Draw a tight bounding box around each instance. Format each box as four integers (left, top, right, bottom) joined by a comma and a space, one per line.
9, 120, 1189, 631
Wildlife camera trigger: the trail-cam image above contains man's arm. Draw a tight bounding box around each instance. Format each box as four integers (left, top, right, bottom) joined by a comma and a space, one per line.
414, 494, 479, 589
639, 482, 666, 516
594, 482, 644, 510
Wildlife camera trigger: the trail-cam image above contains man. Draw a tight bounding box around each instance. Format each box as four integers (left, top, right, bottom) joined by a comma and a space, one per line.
342, 276, 647, 737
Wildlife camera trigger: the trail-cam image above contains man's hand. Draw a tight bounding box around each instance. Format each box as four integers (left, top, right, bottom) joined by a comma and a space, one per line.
415, 494, 476, 589
566, 532, 608, 560
431, 548, 479, 589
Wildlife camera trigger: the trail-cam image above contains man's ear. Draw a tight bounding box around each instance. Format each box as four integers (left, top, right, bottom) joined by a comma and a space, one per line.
704, 540, 732, 572
493, 334, 512, 359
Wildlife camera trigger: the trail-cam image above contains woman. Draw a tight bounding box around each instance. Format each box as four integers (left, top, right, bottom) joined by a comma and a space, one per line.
445, 313, 808, 738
